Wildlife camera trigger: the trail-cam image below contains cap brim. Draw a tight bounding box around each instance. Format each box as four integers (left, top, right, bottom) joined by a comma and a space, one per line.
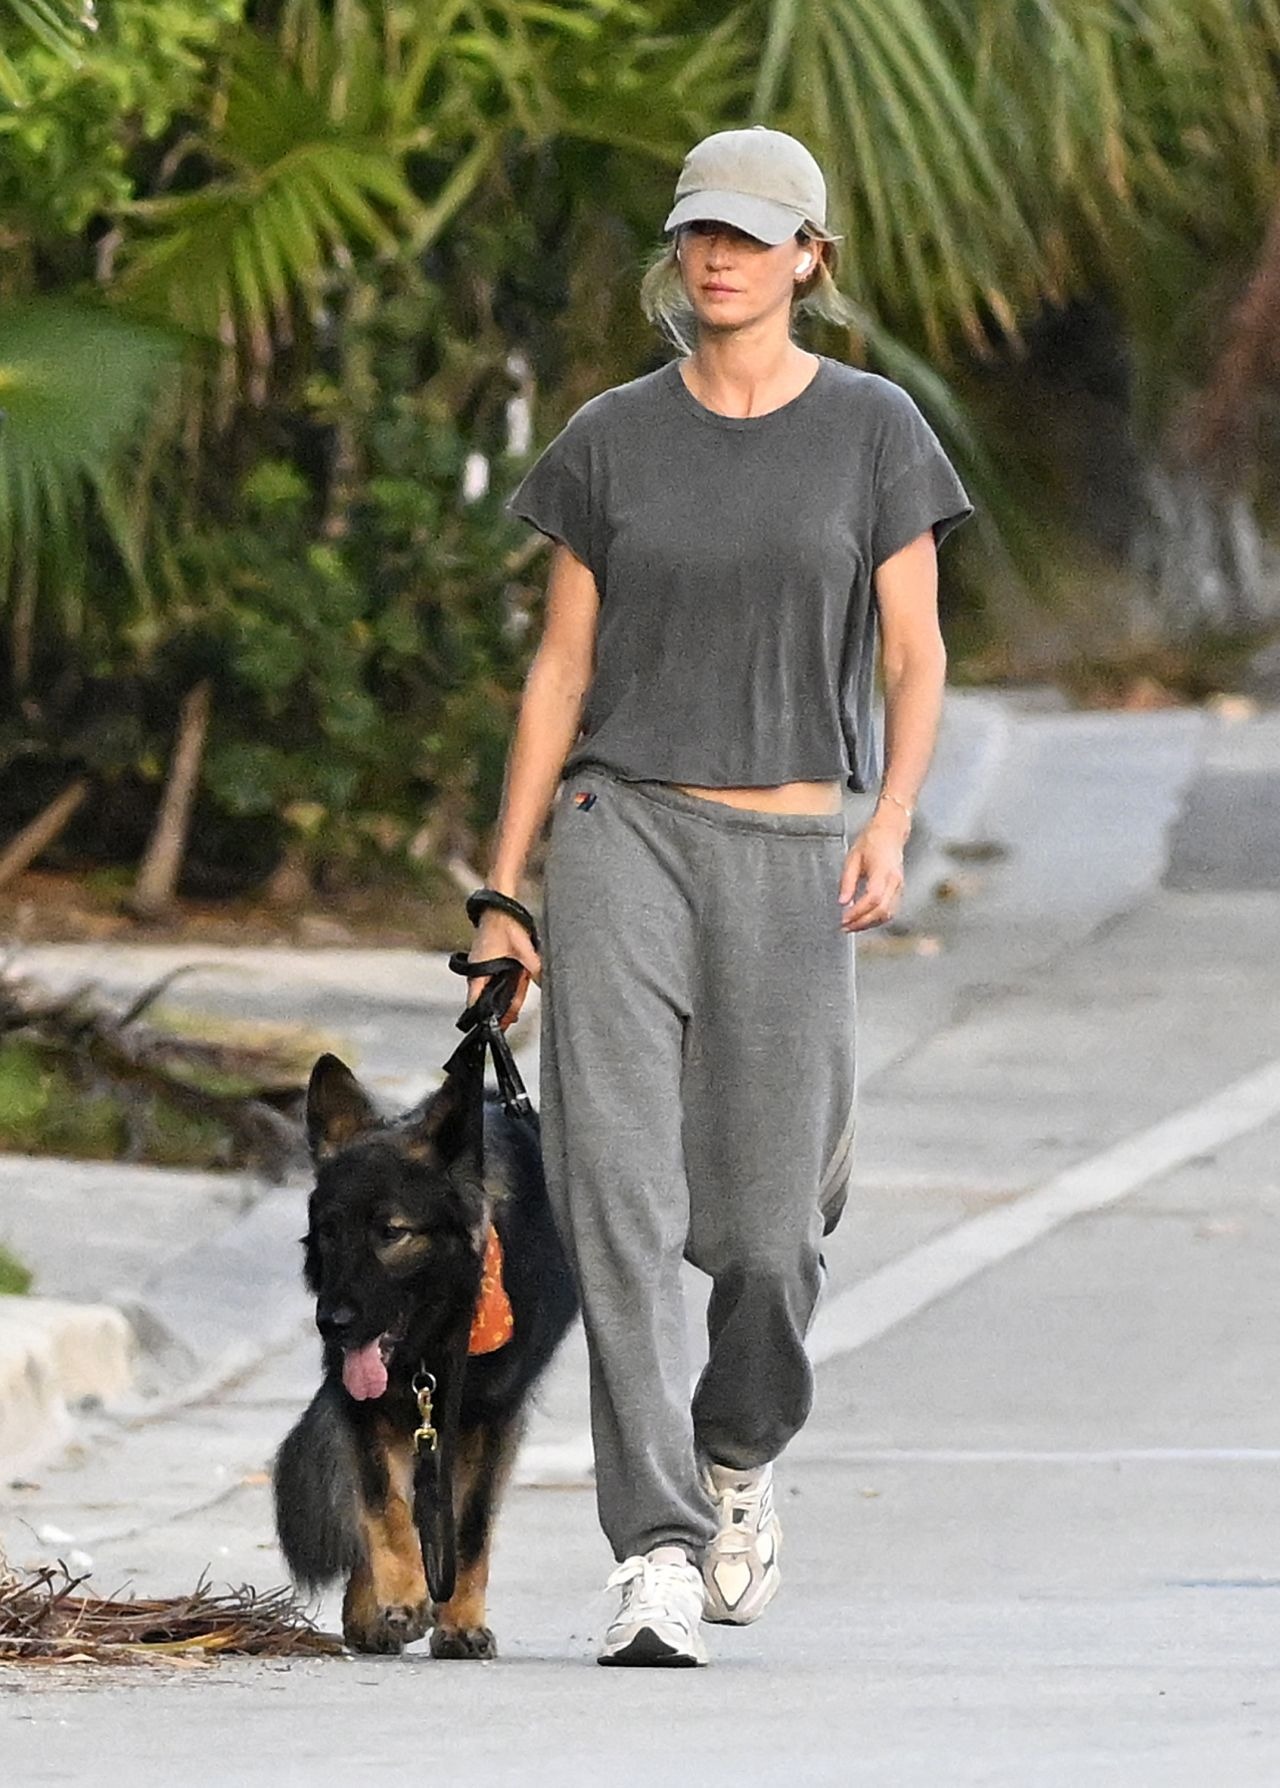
663, 189, 839, 246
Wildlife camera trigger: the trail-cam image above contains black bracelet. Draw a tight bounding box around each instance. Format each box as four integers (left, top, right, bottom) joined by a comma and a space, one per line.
465, 886, 541, 951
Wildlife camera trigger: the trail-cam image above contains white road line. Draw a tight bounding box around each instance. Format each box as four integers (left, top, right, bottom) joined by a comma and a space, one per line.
514, 1441, 1280, 1488
792, 1448, 1280, 1466
807, 1055, 1280, 1367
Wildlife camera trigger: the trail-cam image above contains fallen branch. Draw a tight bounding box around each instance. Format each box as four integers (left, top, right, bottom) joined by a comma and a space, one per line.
0, 962, 308, 1179
0, 780, 89, 891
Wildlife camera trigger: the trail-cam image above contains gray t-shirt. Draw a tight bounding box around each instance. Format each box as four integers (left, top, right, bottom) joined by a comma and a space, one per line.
503, 353, 973, 792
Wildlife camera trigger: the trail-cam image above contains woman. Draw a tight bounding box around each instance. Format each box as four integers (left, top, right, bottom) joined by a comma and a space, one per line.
465, 125, 973, 1666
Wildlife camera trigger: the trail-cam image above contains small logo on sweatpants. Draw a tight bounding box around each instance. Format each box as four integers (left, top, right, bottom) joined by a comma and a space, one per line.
571, 790, 598, 810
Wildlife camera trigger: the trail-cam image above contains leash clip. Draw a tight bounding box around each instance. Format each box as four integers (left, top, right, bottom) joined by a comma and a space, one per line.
411, 1370, 438, 1455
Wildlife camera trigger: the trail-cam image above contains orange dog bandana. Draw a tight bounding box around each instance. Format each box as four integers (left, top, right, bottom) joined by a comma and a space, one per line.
468, 1222, 514, 1355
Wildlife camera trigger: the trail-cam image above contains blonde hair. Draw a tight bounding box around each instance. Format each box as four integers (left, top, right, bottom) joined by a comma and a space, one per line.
639, 229, 859, 355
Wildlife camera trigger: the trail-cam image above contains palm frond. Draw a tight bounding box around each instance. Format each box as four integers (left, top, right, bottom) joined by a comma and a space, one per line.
0, 0, 94, 105
751, 0, 1045, 360
0, 301, 180, 666
117, 34, 419, 348
749, 0, 1280, 372
0, 1555, 341, 1661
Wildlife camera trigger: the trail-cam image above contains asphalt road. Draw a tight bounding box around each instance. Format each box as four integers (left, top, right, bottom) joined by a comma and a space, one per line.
4, 699, 1280, 1786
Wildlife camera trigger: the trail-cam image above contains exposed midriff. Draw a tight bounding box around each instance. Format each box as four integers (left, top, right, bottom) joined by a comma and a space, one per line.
663, 778, 844, 816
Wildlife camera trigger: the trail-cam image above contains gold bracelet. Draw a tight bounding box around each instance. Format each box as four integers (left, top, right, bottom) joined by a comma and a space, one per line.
876, 788, 915, 822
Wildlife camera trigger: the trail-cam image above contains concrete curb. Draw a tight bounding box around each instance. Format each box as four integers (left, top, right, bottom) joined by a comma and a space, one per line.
14, 943, 468, 1006
0, 1297, 135, 1476
0, 1151, 256, 1206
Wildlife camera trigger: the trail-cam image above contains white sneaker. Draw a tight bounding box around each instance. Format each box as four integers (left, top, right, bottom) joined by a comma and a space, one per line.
698, 1458, 782, 1624
597, 1551, 710, 1666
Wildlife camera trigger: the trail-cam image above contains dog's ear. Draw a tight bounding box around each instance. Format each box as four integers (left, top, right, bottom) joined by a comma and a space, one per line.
306, 1054, 380, 1162
402, 1042, 483, 1175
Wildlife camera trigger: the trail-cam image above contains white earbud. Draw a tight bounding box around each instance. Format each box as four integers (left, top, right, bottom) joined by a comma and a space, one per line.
796, 253, 813, 276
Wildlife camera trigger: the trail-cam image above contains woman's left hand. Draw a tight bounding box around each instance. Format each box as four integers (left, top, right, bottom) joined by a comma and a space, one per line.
838, 813, 909, 931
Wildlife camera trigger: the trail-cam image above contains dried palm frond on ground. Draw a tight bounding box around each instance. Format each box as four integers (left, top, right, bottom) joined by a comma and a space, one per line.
0, 1554, 342, 1665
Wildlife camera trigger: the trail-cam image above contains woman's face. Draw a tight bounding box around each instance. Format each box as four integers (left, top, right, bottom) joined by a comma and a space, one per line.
674, 218, 815, 331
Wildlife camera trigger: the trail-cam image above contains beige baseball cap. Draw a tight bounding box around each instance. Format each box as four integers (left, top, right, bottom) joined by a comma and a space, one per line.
663, 125, 843, 245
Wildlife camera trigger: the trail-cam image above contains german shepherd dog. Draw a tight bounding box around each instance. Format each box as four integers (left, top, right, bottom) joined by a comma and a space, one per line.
273, 1042, 578, 1658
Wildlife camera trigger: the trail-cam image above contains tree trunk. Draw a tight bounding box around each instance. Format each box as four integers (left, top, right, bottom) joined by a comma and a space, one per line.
11, 556, 37, 693
264, 841, 314, 907
1142, 188, 1280, 637
1014, 294, 1280, 646
1131, 460, 1280, 641
1183, 186, 1280, 483
0, 780, 88, 891
127, 680, 212, 920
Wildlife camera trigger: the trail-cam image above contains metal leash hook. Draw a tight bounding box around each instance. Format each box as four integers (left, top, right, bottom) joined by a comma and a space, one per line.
411, 1370, 438, 1455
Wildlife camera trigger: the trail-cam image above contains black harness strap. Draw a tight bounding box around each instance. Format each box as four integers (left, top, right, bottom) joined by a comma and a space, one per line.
415, 953, 536, 1605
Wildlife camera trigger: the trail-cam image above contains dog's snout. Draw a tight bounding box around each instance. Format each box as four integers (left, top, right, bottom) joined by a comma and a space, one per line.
317, 1301, 357, 1341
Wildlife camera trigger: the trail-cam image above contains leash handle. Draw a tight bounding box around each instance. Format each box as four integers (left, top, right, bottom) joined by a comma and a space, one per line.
464, 886, 541, 952
442, 952, 534, 1122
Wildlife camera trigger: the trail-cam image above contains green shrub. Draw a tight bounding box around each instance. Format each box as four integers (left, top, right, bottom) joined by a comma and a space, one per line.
0, 1037, 253, 1169
0, 1245, 33, 1296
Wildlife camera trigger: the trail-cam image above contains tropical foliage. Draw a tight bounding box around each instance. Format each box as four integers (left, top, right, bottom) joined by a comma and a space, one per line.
0, 0, 93, 105
1, 0, 1278, 906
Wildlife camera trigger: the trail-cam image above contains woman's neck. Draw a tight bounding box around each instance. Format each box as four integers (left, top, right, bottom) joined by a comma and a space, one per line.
681, 337, 819, 414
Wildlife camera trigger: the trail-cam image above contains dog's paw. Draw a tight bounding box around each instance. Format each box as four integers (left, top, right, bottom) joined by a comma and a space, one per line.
344, 1601, 430, 1655
429, 1624, 497, 1661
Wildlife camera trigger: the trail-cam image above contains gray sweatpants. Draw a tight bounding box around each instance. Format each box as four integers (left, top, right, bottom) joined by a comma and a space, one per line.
538, 765, 857, 1561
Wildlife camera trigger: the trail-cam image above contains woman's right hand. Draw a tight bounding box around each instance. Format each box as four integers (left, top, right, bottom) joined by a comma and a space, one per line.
464, 909, 542, 1030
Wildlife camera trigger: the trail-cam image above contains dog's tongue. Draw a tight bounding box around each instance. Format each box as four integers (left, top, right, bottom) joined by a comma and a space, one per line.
342, 1339, 388, 1401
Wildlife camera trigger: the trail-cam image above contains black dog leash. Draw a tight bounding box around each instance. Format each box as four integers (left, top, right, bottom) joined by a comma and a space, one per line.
410, 1316, 471, 1608
415, 894, 540, 1605
440, 953, 535, 1122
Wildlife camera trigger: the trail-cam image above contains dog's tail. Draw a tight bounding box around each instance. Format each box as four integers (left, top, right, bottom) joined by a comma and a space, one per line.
272, 1380, 365, 1591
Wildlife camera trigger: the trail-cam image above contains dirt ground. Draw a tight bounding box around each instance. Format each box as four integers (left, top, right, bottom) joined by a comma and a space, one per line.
0, 869, 478, 952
